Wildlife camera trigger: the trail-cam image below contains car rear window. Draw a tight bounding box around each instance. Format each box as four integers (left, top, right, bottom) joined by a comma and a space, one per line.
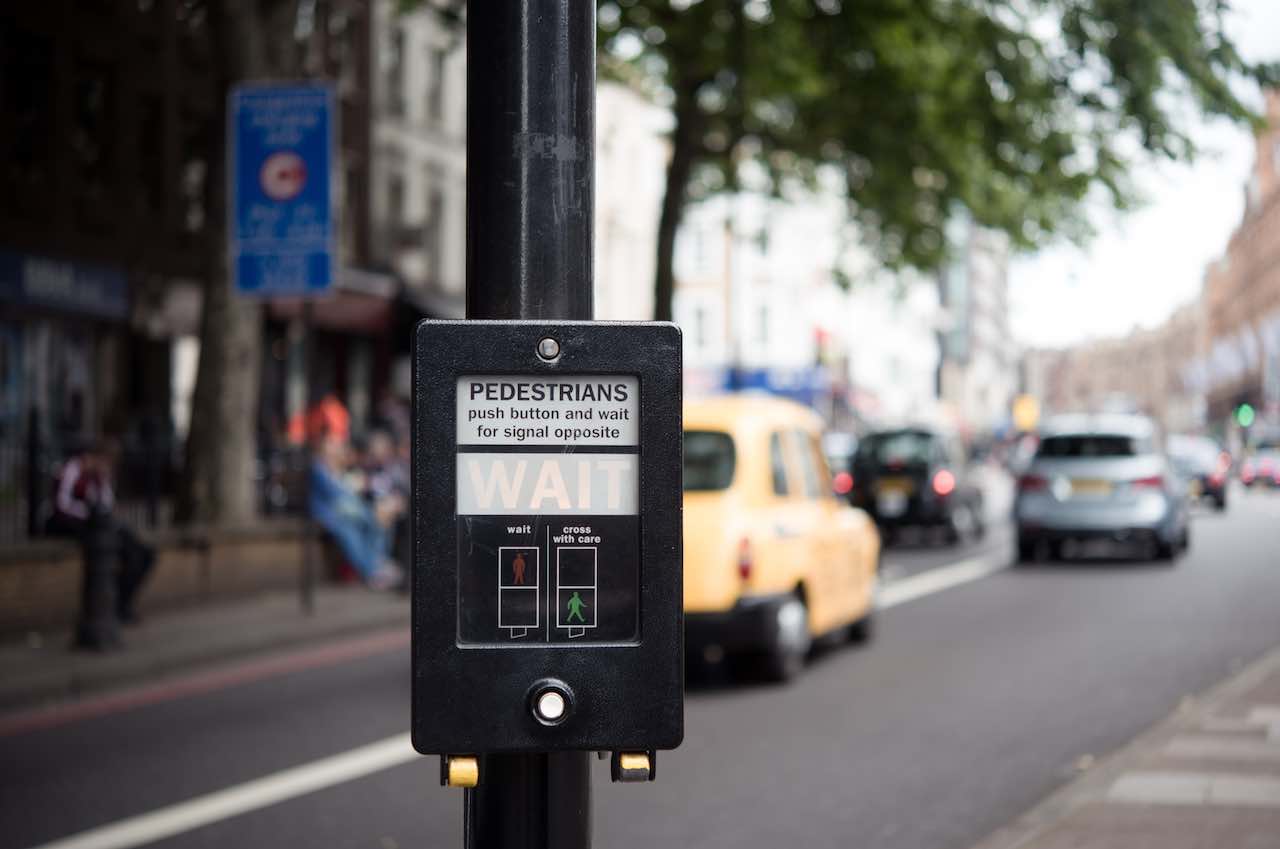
859, 431, 934, 465
1037, 434, 1143, 458
1170, 444, 1219, 472
683, 430, 735, 491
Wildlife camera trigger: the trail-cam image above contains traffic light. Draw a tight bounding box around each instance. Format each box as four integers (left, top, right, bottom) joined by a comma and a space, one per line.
1236, 403, 1256, 428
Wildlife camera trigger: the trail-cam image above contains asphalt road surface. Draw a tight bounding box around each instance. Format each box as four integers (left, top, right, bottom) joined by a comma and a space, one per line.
4, 487, 1280, 849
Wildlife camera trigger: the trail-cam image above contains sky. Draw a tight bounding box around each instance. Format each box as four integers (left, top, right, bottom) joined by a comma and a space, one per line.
1008, 0, 1280, 349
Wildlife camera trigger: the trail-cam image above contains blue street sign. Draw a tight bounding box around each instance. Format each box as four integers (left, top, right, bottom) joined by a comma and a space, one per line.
229, 84, 336, 297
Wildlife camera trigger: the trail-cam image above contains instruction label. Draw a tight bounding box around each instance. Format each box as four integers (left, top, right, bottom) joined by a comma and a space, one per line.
456, 375, 640, 645
457, 375, 639, 446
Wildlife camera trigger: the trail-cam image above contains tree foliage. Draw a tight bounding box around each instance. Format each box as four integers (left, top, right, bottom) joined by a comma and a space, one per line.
599, 0, 1276, 317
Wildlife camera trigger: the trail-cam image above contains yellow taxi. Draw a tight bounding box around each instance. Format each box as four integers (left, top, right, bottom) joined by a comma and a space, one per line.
683, 395, 881, 681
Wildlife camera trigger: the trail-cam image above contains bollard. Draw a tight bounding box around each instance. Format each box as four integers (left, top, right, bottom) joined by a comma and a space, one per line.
75, 507, 122, 650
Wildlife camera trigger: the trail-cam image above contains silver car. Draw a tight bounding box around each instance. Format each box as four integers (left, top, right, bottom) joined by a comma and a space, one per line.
1014, 414, 1190, 562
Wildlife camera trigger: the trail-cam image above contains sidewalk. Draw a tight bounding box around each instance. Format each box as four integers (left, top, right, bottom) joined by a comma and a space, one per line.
973, 645, 1280, 849
0, 586, 409, 714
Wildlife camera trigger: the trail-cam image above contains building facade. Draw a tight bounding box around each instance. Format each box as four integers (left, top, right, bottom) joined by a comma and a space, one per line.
594, 82, 669, 321
1198, 91, 1280, 432
936, 213, 1020, 435
1022, 302, 1206, 435
672, 184, 941, 429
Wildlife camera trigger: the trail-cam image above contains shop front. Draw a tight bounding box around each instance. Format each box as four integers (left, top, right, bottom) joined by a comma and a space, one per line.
0, 249, 133, 541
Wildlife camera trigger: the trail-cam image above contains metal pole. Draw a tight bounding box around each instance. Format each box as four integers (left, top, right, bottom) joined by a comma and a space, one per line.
465, 2, 595, 848
466, 0, 594, 322
26, 406, 41, 538
299, 300, 316, 616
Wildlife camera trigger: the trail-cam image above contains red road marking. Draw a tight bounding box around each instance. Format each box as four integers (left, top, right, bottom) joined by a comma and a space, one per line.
0, 627, 408, 738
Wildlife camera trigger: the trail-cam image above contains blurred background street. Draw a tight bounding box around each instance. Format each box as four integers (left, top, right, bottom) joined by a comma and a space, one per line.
3, 1, 1280, 847
5, 483, 1280, 849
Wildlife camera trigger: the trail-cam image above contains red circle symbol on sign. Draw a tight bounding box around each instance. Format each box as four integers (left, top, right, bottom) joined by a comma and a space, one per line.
260, 151, 307, 201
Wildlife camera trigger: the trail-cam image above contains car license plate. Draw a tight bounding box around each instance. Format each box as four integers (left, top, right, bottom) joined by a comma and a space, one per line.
877, 477, 913, 495
877, 491, 908, 517
1069, 478, 1112, 497
1188, 480, 1203, 498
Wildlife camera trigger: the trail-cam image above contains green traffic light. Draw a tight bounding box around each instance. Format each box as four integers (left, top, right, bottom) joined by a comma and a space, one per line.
1236, 403, 1256, 428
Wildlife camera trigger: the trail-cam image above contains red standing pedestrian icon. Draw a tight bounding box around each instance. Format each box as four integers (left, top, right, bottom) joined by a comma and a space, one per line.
512, 552, 527, 586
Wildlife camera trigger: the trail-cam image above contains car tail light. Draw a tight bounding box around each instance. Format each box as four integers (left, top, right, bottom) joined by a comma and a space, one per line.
1018, 474, 1048, 492
833, 471, 854, 495
737, 538, 753, 582
1131, 475, 1164, 489
932, 469, 956, 496
1210, 471, 1226, 486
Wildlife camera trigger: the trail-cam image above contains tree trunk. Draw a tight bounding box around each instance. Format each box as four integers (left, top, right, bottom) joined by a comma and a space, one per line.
653, 88, 701, 323
177, 1, 273, 525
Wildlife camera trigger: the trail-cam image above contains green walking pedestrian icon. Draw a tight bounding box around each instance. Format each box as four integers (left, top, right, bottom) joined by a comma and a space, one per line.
566, 591, 587, 624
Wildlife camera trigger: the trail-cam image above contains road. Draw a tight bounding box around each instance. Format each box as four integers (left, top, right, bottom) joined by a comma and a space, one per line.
3, 486, 1280, 849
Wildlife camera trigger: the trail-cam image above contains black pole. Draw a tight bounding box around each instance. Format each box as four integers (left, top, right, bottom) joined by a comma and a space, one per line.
26, 406, 41, 538
466, 0, 595, 322
465, 2, 595, 848
299, 300, 316, 616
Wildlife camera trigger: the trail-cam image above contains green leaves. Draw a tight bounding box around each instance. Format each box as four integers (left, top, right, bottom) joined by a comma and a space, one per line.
601, 0, 1271, 277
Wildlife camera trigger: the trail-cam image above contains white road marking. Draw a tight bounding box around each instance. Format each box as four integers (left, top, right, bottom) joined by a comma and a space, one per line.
877, 554, 1007, 610
27, 548, 1012, 849
22, 734, 418, 849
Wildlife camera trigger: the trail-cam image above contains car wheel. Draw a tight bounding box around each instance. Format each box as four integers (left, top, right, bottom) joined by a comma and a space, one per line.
945, 503, 976, 545
758, 595, 811, 683
1017, 536, 1054, 564
1213, 495, 1227, 511
848, 609, 875, 644
1154, 530, 1184, 562
972, 507, 988, 540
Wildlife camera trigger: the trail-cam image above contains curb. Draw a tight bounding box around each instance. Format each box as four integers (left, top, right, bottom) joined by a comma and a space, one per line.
0, 604, 409, 716
969, 643, 1280, 849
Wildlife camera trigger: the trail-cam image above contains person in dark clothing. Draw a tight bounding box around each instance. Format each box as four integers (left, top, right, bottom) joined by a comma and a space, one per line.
46, 439, 155, 623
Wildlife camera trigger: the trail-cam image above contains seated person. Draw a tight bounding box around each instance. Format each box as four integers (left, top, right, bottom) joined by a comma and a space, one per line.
310, 438, 402, 590
46, 438, 155, 623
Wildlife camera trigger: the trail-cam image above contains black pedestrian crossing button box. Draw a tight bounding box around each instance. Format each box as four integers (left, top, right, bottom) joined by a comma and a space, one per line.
411, 320, 683, 754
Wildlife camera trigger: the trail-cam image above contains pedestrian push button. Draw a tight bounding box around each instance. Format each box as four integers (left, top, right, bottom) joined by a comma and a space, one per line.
530, 681, 572, 726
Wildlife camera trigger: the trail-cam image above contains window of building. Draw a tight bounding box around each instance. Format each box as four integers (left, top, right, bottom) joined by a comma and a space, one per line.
1, 26, 54, 202
136, 96, 164, 217
179, 111, 209, 235
73, 58, 115, 217
388, 175, 405, 234
341, 166, 360, 261
426, 46, 448, 125
692, 227, 707, 272
384, 28, 404, 116
424, 180, 445, 286
692, 305, 707, 350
